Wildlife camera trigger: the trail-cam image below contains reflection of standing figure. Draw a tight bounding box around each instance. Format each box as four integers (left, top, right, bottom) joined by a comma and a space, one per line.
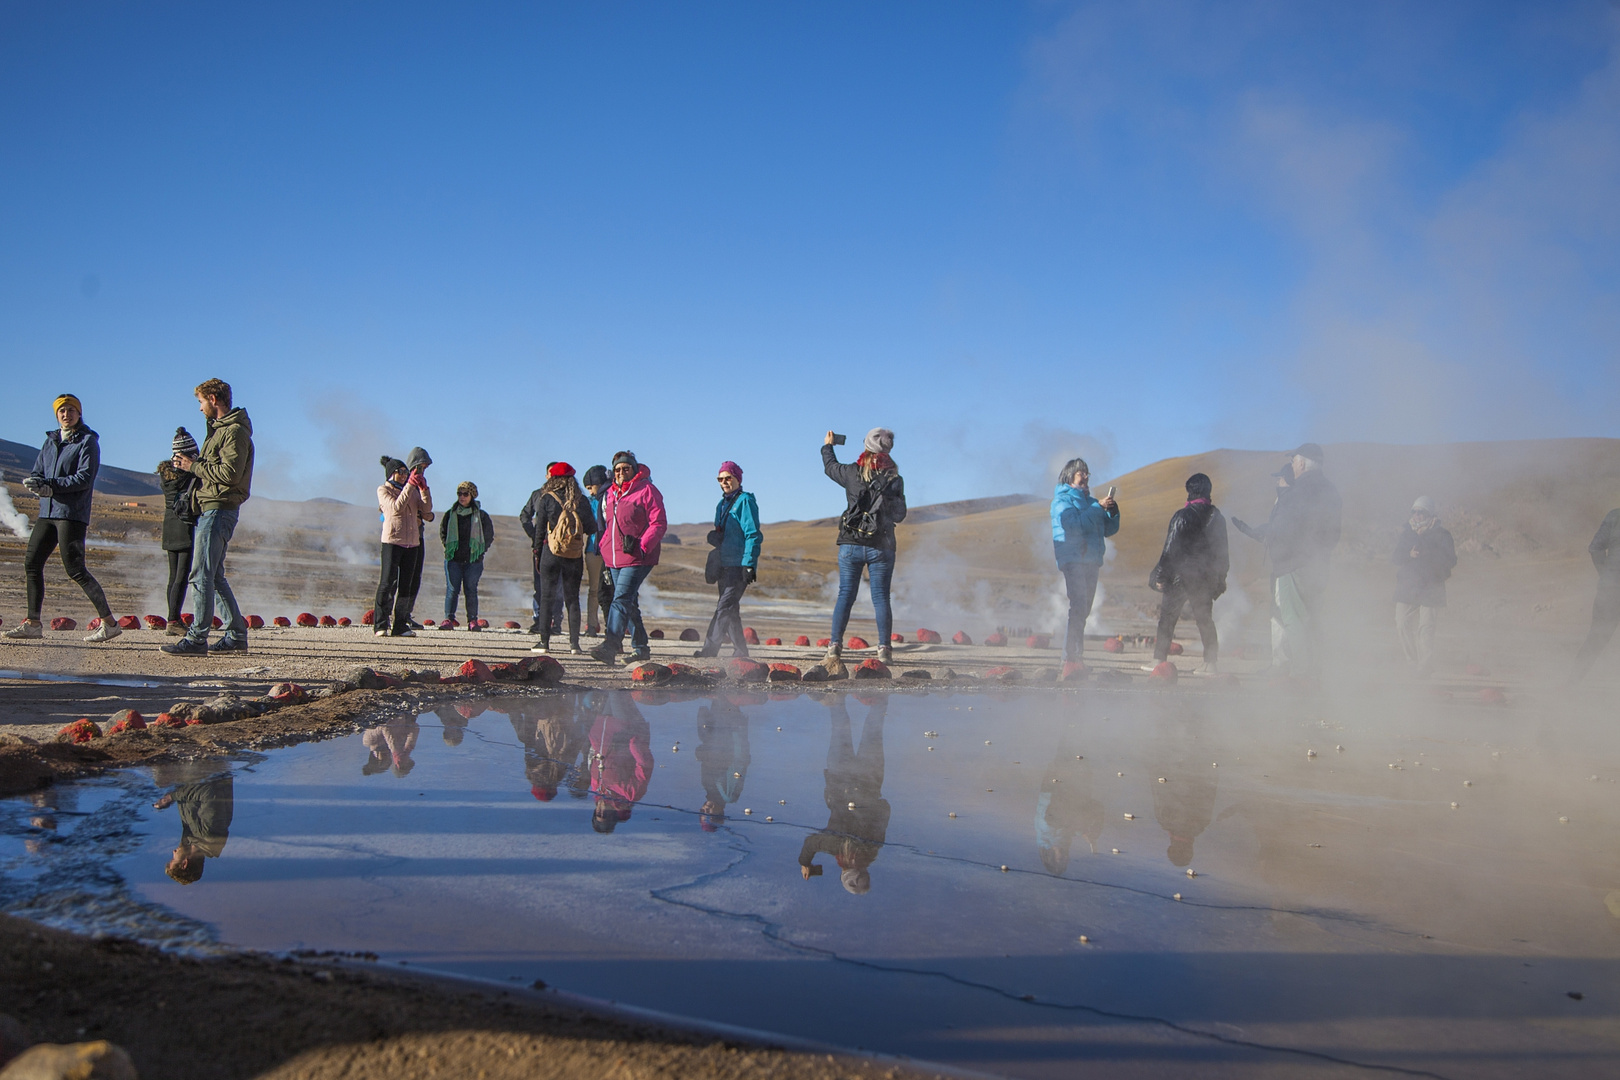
361, 715, 420, 777
1574, 510, 1620, 682
152, 762, 234, 885
1150, 729, 1220, 868
696, 696, 752, 830
587, 691, 654, 832
1035, 743, 1106, 875
512, 697, 588, 802
433, 706, 470, 746
800, 695, 889, 894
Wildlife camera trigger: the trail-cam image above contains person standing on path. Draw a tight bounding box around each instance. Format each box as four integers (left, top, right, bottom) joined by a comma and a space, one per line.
5, 394, 120, 642
1392, 496, 1456, 677
156, 428, 201, 634
1256, 443, 1342, 679
1574, 508, 1620, 681
591, 452, 667, 665
440, 480, 494, 627
372, 455, 432, 638
525, 462, 596, 656
160, 380, 255, 656
822, 429, 907, 668
1050, 457, 1119, 665
581, 464, 611, 637
696, 461, 762, 659
1145, 472, 1228, 675
396, 447, 434, 629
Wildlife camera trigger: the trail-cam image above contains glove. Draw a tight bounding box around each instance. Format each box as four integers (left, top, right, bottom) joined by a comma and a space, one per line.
33, 483, 53, 498
22, 476, 41, 491
744, 567, 757, 584
408, 469, 426, 488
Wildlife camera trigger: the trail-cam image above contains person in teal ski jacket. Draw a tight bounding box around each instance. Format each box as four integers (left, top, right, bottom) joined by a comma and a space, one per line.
1050, 457, 1119, 662
696, 460, 762, 658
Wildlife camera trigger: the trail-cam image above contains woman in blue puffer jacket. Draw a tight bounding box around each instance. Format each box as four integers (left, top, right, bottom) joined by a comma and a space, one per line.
1051, 457, 1119, 663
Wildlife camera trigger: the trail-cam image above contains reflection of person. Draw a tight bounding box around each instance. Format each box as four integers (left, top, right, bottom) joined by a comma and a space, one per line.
1146, 472, 1228, 676
1035, 743, 1105, 875
511, 697, 588, 802
1574, 509, 1620, 682
822, 431, 907, 666
432, 706, 469, 746
361, 715, 420, 777
1248, 444, 1341, 679
1392, 496, 1456, 677
587, 691, 654, 832
800, 694, 889, 893
1149, 723, 1220, 868
696, 462, 763, 659
152, 763, 234, 885
1050, 457, 1119, 664
696, 696, 751, 830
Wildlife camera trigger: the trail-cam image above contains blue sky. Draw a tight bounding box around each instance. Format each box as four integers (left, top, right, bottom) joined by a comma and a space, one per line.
2, 2, 1616, 522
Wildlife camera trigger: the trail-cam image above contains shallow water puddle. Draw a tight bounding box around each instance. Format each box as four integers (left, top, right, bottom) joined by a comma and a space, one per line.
4, 688, 1618, 1078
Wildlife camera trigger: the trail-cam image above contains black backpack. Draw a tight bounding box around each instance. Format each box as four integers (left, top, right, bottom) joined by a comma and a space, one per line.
840, 475, 889, 544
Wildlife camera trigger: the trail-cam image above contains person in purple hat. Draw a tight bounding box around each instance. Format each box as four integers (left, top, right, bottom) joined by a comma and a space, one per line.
695, 460, 763, 658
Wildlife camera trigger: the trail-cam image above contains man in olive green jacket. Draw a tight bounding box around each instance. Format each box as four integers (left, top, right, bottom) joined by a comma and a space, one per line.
162, 378, 255, 656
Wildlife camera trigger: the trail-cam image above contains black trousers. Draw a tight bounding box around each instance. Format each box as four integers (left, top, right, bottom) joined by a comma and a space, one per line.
166, 548, 194, 624
537, 549, 584, 646
25, 518, 111, 622
1154, 585, 1219, 663
703, 566, 750, 656
397, 540, 425, 624
1574, 584, 1620, 680
374, 543, 419, 633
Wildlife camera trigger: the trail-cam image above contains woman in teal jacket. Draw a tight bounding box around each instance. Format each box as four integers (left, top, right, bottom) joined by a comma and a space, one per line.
1051, 457, 1119, 663
696, 460, 762, 658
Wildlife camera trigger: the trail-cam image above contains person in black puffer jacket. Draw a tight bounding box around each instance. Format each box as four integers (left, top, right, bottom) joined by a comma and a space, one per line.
156, 428, 201, 634
821, 428, 908, 666
1147, 473, 1229, 675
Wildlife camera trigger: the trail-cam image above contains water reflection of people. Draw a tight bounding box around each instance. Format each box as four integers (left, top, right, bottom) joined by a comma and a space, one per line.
588, 691, 654, 833
433, 705, 471, 746
800, 693, 889, 894
511, 696, 589, 802
361, 715, 420, 777
151, 762, 234, 884
696, 696, 751, 831
1149, 711, 1220, 868
1035, 741, 1105, 875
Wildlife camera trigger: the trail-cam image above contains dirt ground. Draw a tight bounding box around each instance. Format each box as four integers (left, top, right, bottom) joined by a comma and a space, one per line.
0, 914, 937, 1080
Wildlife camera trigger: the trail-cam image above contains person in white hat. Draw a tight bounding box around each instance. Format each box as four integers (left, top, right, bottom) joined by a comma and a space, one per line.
1392, 495, 1455, 677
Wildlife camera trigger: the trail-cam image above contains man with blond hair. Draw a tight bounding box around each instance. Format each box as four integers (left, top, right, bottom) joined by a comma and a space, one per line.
162, 378, 255, 656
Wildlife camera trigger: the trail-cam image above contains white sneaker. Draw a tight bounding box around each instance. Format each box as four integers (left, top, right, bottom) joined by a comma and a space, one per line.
1141, 662, 1163, 673
375, 629, 388, 637
1193, 662, 1219, 676
530, 643, 550, 655
84, 623, 122, 643
877, 646, 893, 665
4, 622, 43, 640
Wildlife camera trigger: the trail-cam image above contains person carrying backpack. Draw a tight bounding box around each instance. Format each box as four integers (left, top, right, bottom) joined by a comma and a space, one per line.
822, 428, 907, 666
523, 462, 596, 655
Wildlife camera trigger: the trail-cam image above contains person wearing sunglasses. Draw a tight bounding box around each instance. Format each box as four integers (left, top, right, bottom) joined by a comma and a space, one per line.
591, 451, 667, 665
695, 461, 762, 658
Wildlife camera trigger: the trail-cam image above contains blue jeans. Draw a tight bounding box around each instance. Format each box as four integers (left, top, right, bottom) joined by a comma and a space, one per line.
185, 507, 244, 644
830, 544, 894, 645
444, 559, 484, 621
605, 564, 652, 652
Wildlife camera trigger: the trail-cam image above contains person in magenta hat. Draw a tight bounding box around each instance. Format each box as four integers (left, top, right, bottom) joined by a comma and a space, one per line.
695, 460, 763, 658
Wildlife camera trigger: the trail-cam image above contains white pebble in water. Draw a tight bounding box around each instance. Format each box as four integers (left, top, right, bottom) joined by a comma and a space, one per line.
1307, 842, 1322, 848
1335, 745, 1344, 752
1000, 865, 1009, 872
1157, 777, 1167, 784
848, 802, 856, 810
1559, 816, 1570, 824
928, 746, 934, 751
1111, 848, 1120, 855
779, 799, 786, 804
1078, 935, 1090, 944
776, 727, 782, 732
1186, 869, 1197, 878
673, 746, 680, 752
1463, 780, 1473, 787
765, 816, 774, 822
1307, 750, 1317, 758
1117, 772, 1124, 777
1123, 813, 1135, 820
743, 808, 753, 815
948, 812, 957, 818
985, 740, 992, 745
1173, 893, 1182, 901
1450, 802, 1458, 809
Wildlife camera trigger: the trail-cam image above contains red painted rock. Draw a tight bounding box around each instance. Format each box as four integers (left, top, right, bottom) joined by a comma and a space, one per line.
743, 627, 760, 645
951, 631, 972, 646
117, 615, 140, 630
766, 663, 802, 682
728, 657, 768, 683
817, 638, 832, 647
983, 665, 1020, 682
273, 617, 292, 628
795, 635, 811, 646
1148, 661, 1178, 683
152, 712, 185, 729
180, 613, 195, 627
338, 617, 352, 626
58, 719, 101, 743
1025, 634, 1052, 649
296, 613, 318, 627
853, 659, 892, 680
517, 654, 564, 683
488, 662, 523, 681
504, 621, 521, 629
1060, 661, 1088, 682
1479, 687, 1507, 705
87, 618, 102, 630
1168, 641, 1184, 656
267, 682, 308, 704
50, 617, 78, 631
679, 628, 701, 642
319, 615, 338, 627
246, 615, 264, 629
765, 637, 782, 646
1103, 637, 1125, 653
847, 637, 870, 650
631, 663, 672, 683
211, 616, 223, 629
423, 619, 438, 629
916, 628, 942, 644
649, 629, 665, 640
457, 658, 494, 683
891, 634, 905, 643
984, 633, 1008, 647
141, 615, 166, 631
362, 609, 375, 626
108, 709, 146, 734
666, 662, 704, 678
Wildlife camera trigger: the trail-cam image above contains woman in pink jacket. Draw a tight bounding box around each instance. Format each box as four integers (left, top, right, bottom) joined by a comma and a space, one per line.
590, 451, 667, 665
375, 455, 433, 637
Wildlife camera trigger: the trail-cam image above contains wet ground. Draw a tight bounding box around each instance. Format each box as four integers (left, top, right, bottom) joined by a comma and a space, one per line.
3, 686, 1617, 1079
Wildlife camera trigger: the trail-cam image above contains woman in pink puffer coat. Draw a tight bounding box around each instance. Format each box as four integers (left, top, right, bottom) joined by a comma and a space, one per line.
591, 451, 666, 665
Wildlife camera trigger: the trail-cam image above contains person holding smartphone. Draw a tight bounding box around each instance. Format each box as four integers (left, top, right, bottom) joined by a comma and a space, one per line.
822, 428, 907, 667
591, 451, 667, 665
1050, 457, 1119, 664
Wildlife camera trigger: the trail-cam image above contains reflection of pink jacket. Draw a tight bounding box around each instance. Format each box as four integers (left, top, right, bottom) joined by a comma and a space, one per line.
599, 467, 666, 569
588, 712, 653, 810
379, 480, 433, 547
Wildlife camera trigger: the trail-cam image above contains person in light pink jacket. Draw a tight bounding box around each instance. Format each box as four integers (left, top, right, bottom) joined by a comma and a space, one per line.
375, 455, 433, 637
591, 451, 667, 665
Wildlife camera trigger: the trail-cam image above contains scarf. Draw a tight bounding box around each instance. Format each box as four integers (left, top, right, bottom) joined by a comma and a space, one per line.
1410, 515, 1434, 535
1185, 497, 1211, 507
856, 451, 896, 482
443, 500, 486, 562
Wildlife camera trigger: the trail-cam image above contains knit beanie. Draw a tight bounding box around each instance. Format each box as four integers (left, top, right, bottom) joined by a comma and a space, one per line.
1185, 473, 1213, 499
611, 451, 638, 472
172, 427, 199, 459
381, 455, 407, 478
717, 460, 742, 482
548, 462, 576, 478
864, 428, 894, 455
582, 465, 610, 488
405, 446, 433, 471
53, 394, 83, 418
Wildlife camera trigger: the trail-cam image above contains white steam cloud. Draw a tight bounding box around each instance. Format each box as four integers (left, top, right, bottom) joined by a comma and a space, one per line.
0, 486, 31, 539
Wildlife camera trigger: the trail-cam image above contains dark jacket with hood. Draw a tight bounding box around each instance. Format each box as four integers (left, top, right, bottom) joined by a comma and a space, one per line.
1592, 510, 1620, 589
1264, 468, 1341, 576
157, 461, 199, 552
192, 408, 254, 512
29, 425, 101, 523
1392, 523, 1457, 607
1151, 502, 1230, 596
822, 445, 907, 550
520, 476, 598, 556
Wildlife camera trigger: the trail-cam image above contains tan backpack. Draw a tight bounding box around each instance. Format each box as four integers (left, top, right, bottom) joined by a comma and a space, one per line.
547, 485, 587, 559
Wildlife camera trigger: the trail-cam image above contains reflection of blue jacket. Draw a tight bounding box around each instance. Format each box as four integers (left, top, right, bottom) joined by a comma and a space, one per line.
715, 491, 762, 569
1050, 483, 1118, 567
30, 426, 101, 524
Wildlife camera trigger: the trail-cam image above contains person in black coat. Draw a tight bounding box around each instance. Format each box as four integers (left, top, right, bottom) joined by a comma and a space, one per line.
520, 463, 598, 655
1574, 509, 1620, 681
156, 428, 201, 634
1392, 496, 1456, 676
821, 428, 908, 666
1146, 473, 1229, 675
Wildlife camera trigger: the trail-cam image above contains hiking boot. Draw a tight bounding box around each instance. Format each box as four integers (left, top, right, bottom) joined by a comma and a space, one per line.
589, 642, 618, 666
161, 637, 210, 656
4, 621, 43, 640
84, 622, 122, 644
628, 647, 651, 663
569, 642, 584, 655
877, 645, 893, 665
692, 646, 719, 658
407, 619, 423, 630
390, 628, 416, 638
530, 642, 550, 655
528, 621, 542, 635
209, 636, 248, 654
